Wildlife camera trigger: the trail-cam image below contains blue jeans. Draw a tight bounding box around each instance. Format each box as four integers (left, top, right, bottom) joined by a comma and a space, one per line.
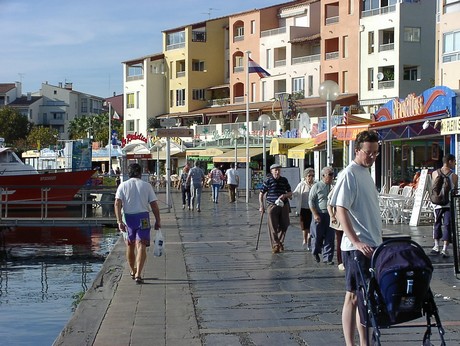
212, 184, 220, 202
310, 212, 335, 262
190, 183, 203, 209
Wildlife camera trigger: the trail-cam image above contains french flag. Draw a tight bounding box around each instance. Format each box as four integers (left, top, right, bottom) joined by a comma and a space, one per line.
248, 58, 270, 78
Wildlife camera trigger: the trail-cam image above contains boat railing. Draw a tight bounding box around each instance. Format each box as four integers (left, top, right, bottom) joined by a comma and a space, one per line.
0, 183, 117, 226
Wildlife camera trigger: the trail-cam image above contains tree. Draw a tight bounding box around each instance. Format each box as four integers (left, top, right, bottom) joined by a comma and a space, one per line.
0, 107, 32, 145
68, 112, 123, 146
27, 126, 59, 150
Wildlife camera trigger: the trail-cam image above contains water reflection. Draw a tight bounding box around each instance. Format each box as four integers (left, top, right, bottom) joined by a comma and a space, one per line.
0, 224, 118, 345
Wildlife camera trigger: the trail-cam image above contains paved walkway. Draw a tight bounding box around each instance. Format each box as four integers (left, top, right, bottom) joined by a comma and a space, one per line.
54, 189, 460, 346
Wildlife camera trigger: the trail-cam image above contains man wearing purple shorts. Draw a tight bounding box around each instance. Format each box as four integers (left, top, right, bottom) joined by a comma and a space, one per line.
115, 163, 161, 284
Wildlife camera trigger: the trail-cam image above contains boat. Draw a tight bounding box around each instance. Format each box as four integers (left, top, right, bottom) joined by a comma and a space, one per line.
0, 146, 96, 209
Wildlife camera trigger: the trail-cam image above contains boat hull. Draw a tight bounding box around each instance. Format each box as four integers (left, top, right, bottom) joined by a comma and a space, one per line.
0, 170, 96, 208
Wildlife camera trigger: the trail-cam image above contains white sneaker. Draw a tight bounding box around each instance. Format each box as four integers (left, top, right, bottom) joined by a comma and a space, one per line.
431, 246, 440, 254
441, 249, 449, 258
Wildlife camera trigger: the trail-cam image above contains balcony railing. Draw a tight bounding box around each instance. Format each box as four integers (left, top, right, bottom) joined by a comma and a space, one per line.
208, 98, 230, 107
379, 43, 394, 52
292, 54, 320, 64
325, 51, 339, 60
443, 52, 460, 63
362, 5, 396, 17
166, 42, 185, 51
378, 80, 394, 89
233, 66, 244, 73
274, 59, 286, 67
325, 16, 339, 25
176, 71, 186, 78
234, 96, 244, 103
233, 35, 244, 42
260, 27, 286, 37
126, 75, 144, 82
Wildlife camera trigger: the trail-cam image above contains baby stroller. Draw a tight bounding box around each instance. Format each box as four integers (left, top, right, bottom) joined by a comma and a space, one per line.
356, 239, 446, 346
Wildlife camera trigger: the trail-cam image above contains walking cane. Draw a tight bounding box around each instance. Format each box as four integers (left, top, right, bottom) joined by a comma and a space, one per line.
255, 210, 265, 250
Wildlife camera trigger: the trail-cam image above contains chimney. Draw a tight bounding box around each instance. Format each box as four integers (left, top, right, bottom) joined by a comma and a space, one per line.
27, 92, 31, 101
59, 82, 63, 88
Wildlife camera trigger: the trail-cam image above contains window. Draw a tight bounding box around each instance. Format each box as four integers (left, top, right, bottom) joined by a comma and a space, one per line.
81, 98, 88, 112
251, 20, 256, 34
342, 71, 348, 93
343, 35, 349, 58
127, 120, 135, 132
368, 31, 374, 54
236, 26, 244, 37
368, 68, 374, 90
235, 56, 244, 68
127, 93, 135, 108
192, 89, 205, 100
136, 91, 140, 109
127, 63, 143, 77
262, 81, 267, 101
404, 27, 421, 42
307, 75, 313, 96
166, 31, 185, 49
251, 83, 256, 102
403, 66, 419, 80
192, 60, 205, 71
176, 89, 186, 106
292, 77, 305, 94
266, 49, 272, 69
444, 31, 460, 53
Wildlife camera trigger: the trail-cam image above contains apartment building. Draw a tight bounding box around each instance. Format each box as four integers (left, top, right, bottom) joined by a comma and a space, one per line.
359, 0, 436, 114
436, 0, 460, 89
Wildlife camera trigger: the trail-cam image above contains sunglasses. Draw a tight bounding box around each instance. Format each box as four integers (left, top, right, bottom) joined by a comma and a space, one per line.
324, 173, 334, 177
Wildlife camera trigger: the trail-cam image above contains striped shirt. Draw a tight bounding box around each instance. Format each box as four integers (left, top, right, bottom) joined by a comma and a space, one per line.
261, 176, 291, 204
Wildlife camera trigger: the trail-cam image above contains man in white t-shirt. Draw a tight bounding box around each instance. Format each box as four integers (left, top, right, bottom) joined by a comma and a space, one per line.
225, 163, 239, 203
114, 163, 161, 284
329, 130, 382, 346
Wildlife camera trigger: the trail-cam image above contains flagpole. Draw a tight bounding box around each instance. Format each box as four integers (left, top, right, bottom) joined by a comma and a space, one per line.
245, 50, 251, 203
108, 102, 112, 175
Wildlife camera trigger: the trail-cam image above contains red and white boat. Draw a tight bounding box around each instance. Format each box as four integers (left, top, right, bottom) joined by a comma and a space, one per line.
0, 146, 96, 208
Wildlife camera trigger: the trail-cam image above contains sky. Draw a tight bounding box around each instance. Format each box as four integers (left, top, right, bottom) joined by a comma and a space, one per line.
0, 0, 285, 98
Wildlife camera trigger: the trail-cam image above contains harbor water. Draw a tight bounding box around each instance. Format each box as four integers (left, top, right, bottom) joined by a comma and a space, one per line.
0, 224, 119, 346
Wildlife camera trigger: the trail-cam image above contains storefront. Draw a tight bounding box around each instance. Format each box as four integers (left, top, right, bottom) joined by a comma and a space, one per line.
370, 86, 457, 191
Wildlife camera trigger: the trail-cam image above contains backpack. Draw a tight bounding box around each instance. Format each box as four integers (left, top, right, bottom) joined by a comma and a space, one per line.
429, 169, 452, 205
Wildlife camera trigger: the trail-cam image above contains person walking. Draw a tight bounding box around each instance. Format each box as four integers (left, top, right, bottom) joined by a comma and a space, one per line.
114, 163, 161, 285
259, 164, 292, 254
208, 163, 224, 203
329, 130, 383, 346
431, 153, 458, 258
225, 163, 239, 203
327, 187, 344, 271
308, 166, 335, 264
292, 167, 315, 250
187, 161, 206, 212
180, 165, 191, 210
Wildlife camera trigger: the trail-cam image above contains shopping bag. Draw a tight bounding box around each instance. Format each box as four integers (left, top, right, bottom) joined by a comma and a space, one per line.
153, 229, 164, 257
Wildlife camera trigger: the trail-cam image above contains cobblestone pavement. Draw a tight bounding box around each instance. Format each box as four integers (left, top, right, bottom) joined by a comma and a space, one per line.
55, 189, 460, 346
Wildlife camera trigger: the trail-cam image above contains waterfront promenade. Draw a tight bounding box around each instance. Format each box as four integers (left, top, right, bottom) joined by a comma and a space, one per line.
54, 189, 460, 346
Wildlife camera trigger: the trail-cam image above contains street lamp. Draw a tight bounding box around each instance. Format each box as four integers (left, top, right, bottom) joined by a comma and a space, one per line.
153, 140, 163, 188
258, 114, 270, 175
318, 80, 340, 167
232, 128, 239, 168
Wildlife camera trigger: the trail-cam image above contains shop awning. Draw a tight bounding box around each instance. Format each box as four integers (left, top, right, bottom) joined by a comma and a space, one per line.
213, 147, 267, 163
269, 138, 306, 155
186, 148, 226, 157
287, 139, 316, 159
314, 123, 370, 145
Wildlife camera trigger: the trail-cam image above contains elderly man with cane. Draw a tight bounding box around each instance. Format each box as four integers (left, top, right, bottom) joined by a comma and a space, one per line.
259, 164, 292, 253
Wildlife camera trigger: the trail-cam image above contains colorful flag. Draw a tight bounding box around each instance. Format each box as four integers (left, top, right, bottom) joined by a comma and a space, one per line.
248, 58, 270, 78
112, 111, 121, 120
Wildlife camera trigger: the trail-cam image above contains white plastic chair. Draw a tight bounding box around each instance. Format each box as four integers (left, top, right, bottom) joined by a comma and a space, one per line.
388, 185, 401, 195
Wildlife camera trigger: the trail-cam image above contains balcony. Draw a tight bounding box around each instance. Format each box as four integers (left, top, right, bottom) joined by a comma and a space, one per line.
234, 96, 244, 103
166, 42, 185, 51
443, 52, 460, 63
378, 80, 394, 89
292, 54, 320, 65
325, 16, 339, 25
325, 51, 339, 60
208, 98, 230, 107
274, 60, 286, 67
233, 66, 244, 73
362, 5, 396, 17
379, 43, 394, 52
176, 71, 186, 78
233, 35, 244, 42
260, 27, 286, 38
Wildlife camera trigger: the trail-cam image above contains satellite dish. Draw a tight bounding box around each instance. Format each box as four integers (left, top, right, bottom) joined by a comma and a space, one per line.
377, 72, 384, 81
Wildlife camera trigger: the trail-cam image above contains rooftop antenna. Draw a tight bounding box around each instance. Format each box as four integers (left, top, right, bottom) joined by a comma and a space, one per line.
202, 8, 219, 19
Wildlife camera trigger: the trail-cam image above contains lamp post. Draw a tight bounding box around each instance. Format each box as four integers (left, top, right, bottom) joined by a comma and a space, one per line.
318, 80, 339, 167
108, 102, 113, 175
258, 114, 270, 175
153, 141, 163, 189
232, 128, 239, 167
